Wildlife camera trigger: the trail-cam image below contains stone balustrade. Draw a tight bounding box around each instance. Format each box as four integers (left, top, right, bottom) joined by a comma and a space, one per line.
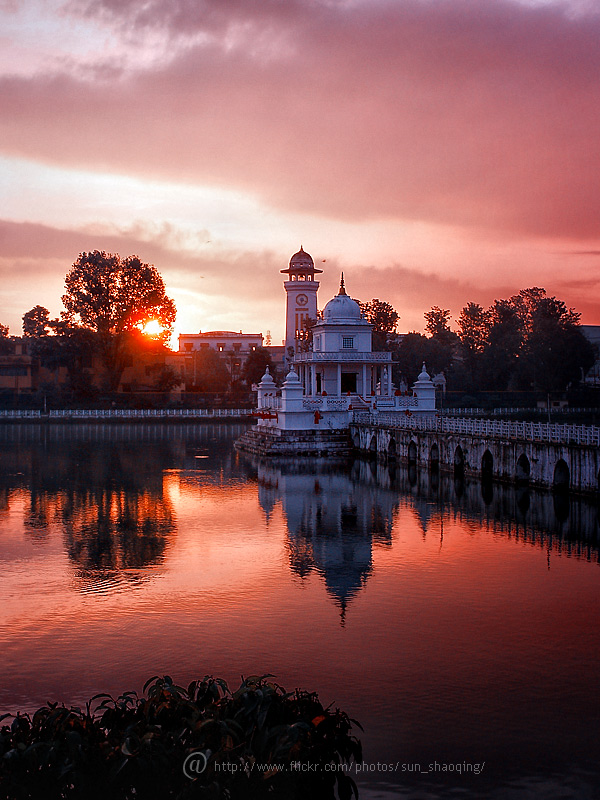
353, 412, 600, 446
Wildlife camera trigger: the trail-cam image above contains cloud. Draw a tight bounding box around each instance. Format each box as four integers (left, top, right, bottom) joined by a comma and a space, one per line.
1, 0, 600, 238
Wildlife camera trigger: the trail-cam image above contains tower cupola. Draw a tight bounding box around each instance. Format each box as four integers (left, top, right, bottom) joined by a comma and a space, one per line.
280, 247, 323, 281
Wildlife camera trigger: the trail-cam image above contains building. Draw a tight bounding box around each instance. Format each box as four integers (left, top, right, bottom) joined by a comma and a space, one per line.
0, 338, 37, 393
294, 273, 393, 399
581, 325, 600, 386
236, 248, 437, 455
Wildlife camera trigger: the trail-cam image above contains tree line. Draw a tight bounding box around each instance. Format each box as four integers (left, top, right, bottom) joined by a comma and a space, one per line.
1, 251, 596, 399
361, 290, 596, 394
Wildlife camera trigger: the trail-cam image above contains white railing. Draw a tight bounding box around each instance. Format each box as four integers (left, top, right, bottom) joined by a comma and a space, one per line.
444, 407, 600, 417
0, 409, 41, 418
352, 413, 600, 447
375, 396, 418, 409
0, 408, 252, 420
294, 351, 392, 362
259, 396, 282, 410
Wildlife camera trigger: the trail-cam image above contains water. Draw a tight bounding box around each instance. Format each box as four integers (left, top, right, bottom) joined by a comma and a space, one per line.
1, 422, 599, 799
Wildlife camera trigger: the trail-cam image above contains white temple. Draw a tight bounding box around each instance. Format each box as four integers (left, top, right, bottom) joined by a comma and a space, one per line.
254, 248, 436, 435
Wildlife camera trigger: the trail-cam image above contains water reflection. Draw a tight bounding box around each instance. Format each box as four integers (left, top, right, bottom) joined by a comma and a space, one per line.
245, 454, 600, 627
1, 424, 600, 797
253, 458, 397, 621
0, 423, 250, 593
372, 458, 600, 561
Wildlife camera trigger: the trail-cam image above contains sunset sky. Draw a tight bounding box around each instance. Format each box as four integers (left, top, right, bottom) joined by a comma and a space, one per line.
2, 0, 600, 345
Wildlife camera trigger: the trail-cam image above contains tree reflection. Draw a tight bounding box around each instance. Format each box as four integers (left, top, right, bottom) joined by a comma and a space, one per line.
0, 437, 176, 590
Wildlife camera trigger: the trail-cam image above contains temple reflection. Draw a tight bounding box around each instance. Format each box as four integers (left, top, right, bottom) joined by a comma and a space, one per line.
253, 458, 398, 621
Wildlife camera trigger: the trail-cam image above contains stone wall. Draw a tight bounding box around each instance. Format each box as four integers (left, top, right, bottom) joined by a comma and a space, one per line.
350, 423, 600, 495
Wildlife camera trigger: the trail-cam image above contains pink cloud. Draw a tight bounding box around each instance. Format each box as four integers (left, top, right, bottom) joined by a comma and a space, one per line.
1, 1, 600, 237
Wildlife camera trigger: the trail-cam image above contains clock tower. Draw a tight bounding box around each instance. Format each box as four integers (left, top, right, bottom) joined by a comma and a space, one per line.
281, 247, 322, 357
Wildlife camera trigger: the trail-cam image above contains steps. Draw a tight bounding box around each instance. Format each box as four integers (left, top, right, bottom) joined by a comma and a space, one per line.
234, 426, 352, 457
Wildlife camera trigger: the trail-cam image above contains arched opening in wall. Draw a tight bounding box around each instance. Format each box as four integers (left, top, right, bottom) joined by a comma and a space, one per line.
369, 435, 377, 455
516, 453, 530, 484
481, 450, 493, 481
387, 437, 397, 461
453, 445, 464, 478
430, 443, 439, 469
553, 459, 570, 491
352, 432, 360, 450
408, 441, 417, 465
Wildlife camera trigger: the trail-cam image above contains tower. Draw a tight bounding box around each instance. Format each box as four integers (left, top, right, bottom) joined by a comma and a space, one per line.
281, 247, 322, 357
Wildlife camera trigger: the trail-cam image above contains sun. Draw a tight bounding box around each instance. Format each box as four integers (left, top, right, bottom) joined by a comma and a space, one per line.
142, 319, 163, 337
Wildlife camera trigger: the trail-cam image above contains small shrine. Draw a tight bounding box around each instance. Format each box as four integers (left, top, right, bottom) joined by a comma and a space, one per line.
235, 248, 436, 455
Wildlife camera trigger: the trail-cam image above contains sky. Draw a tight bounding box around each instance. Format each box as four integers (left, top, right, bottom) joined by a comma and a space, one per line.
1, 0, 600, 346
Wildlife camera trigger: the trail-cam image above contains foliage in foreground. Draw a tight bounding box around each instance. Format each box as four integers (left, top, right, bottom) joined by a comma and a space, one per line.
0, 675, 362, 800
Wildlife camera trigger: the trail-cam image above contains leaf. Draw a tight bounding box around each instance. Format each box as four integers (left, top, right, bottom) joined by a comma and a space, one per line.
143, 676, 160, 694
337, 773, 359, 800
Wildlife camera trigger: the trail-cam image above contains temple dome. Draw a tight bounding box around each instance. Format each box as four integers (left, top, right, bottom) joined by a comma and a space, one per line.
323, 294, 362, 322
322, 274, 367, 324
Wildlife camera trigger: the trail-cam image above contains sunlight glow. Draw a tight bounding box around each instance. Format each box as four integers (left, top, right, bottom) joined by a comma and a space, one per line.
142, 319, 163, 337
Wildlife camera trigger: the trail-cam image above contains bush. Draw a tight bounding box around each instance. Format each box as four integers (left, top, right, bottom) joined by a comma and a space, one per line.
0, 674, 362, 800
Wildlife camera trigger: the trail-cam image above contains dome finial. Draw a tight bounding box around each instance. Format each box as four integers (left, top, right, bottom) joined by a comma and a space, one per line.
339, 272, 347, 295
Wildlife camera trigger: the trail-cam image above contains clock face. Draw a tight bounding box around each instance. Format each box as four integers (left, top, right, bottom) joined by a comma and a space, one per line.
296, 294, 308, 306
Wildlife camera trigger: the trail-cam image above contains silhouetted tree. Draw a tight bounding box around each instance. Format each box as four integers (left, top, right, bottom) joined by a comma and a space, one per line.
516, 294, 595, 391
0, 322, 10, 355
456, 302, 490, 390
359, 299, 399, 350
395, 333, 449, 384
193, 348, 230, 392
424, 306, 454, 345
22, 305, 52, 337
62, 251, 176, 391
241, 347, 275, 386
296, 316, 317, 353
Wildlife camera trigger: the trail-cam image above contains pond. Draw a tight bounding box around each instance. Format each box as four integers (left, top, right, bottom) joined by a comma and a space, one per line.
0, 422, 599, 798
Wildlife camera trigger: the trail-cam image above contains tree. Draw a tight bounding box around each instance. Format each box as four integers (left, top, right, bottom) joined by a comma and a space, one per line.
424, 306, 456, 347
193, 349, 230, 392
23, 306, 52, 337
241, 347, 275, 387
516, 293, 595, 391
456, 303, 490, 390
297, 316, 317, 353
479, 298, 525, 390
395, 332, 449, 385
420, 306, 456, 378
0, 322, 10, 355
62, 251, 176, 391
457, 303, 490, 354
452, 287, 593, 393
359, 299, 399, 350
